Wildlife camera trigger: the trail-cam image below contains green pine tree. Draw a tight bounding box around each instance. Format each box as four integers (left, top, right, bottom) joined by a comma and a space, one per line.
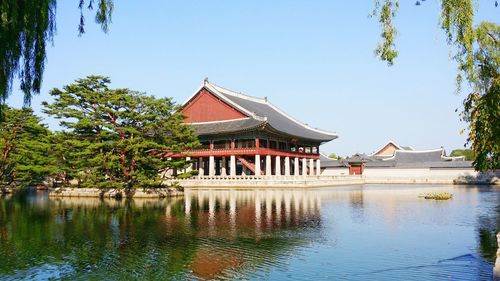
43, 75, 199, 190
0, 105, 53, 189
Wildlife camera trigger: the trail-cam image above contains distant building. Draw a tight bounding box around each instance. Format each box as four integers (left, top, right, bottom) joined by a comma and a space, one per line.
319, 153, 349, 176
369, 141, 414, 158
156, 79, 337, 177
321, 141, 475, 178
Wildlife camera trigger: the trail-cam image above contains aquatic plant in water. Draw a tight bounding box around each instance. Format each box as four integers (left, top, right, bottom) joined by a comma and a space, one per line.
419, 192, 453, 200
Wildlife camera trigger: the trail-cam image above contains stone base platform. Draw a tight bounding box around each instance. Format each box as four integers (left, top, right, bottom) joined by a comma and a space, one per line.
164, 174, 499, 188
166, 176, 365, 188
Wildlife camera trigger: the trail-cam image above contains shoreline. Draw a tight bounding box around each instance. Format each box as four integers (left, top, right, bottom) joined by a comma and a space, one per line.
40, 174, 499, 198
164, 174, 499, 189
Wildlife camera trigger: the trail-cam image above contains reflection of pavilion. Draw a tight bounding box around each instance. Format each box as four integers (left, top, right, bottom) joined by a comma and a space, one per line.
183, 189, 322, 235
180, 189, 324, 280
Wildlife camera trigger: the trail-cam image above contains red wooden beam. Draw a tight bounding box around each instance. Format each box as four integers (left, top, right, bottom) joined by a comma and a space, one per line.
156, 147, 320, 159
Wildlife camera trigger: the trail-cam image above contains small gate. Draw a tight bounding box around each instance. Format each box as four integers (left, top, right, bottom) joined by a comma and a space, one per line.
349, 164, 364, 175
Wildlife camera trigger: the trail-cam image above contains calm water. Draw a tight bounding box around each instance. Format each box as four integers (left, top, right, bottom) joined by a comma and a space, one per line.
0, 185, 498, 280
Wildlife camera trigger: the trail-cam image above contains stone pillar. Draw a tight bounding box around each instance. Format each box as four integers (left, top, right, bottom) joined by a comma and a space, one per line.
221, 157, 227, 176
266, 155, 272, 176
230, 155, 236, 177
294, 157, 299, 176
284, 156, 290, 176
198, 157, 204, 178
209, 156, 215, 177
275, 156, 281, 176
316, 159, 321, 176
255, 154, 261, 176
185, 157, 192, 173
302, 158, 307, 176
309, 158, 315, 176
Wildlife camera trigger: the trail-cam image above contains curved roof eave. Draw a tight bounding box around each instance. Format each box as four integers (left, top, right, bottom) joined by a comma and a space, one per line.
262, 123, 337, 143
206, 81, 337, 141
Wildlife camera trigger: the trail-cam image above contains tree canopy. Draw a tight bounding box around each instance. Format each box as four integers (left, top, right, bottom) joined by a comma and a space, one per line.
0, 105, 53, 188
43, 75, 200, 189
450, 148, 476, 161
460, 22, 499, 170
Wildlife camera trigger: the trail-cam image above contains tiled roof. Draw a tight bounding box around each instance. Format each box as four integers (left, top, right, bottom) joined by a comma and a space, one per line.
191, 118, 266, 136
186, 81, 338, 142
390, 149, 444, 163
362, 148, 472, 168
319, 153, 348, 167
369, 141, 414, 156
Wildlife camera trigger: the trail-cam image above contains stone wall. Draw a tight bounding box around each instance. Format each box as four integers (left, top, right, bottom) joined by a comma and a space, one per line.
166, 176, 365, 188
320, 167, 349, 176
363, 168, 479, 179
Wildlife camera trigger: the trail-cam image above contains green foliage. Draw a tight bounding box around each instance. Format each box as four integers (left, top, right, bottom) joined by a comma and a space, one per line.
450, 148, 476, 161
0, 105, 53, 188
328, 153, 340, 159
461, 22, 499, 171
372, 0, 399, 65
43, 75, 200, 189
372, 0, 477, 73
372, 2, 499, 171
420, 192, 453, 200
440, 0, 476, 91
0, 0, 113, 107
176, 170, 199, 179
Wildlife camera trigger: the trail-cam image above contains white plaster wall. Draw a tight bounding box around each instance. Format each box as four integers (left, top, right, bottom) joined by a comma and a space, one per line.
321, 167, 349, 176
363, 168, 478, 179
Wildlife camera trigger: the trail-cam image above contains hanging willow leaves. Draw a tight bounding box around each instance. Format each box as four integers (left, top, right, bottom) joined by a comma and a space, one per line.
371, 0, 399, 66
460, 22, 499, 171
373, 1, 499, 171
0, 0, 113, 107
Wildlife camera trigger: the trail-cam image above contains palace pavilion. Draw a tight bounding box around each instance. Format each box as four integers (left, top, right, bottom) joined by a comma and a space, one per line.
159, 79, 337, 177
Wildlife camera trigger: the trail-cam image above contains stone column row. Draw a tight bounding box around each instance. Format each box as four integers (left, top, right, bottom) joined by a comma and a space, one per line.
195, 155, 321, 177
197, 156, 238, 177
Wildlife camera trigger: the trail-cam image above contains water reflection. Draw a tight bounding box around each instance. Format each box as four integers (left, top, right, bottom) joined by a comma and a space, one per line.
0, 186, 498, 280
183, 189, 322, 239
0, 190, 324, 280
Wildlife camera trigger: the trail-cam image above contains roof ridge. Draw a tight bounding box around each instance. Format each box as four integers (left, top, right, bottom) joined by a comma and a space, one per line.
368, 140, 403, 156
207, 81, 266, 104
189, 117, 252, 125
395, 148, 443, 154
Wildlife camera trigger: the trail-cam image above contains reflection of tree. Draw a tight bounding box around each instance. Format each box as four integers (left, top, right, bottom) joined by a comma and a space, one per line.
477, 192, 500, 263
0, 190, 322, 280
0, 194, 199, 279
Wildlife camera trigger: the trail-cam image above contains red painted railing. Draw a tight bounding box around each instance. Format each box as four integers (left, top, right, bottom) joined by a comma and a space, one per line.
157, 147, 319, 159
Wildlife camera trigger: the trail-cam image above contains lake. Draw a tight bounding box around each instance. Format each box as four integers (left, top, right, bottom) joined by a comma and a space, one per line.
0, 185, 498, 280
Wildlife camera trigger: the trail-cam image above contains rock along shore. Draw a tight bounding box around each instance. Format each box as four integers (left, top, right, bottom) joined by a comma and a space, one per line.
48, 187, 184, 198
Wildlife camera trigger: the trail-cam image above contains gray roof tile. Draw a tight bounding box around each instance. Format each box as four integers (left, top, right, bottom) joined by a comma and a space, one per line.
191, 118, 266, 136
201, 82, 338, 142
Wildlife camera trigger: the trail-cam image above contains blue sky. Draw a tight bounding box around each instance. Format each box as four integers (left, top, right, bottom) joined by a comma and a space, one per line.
6, 1, 499, 156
